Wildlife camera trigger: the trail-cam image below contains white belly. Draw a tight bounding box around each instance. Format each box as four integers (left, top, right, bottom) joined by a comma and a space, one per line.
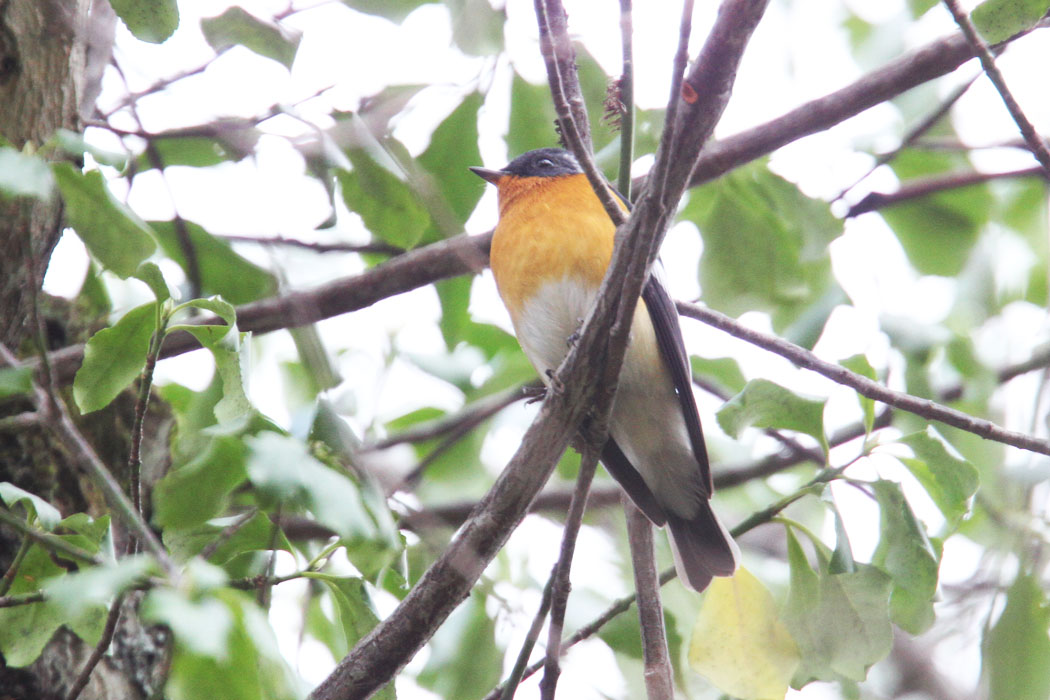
512, 277, 704, 517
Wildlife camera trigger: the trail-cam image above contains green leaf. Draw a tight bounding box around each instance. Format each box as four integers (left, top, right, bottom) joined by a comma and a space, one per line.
0, 531, 108, 666
109, 0, 179, 43
684, 161, 839, 330
307, 574, 384, 661
418, 92, 484, 228
46, 556, 155, 616
881, 150, 992, 276
783, 528, 893, 686
55, 129, 128, 169
897, 427, 980, 529
908, 0, 939, 15
0, 483, 61, 530
447, 0, 503, 55
158, 590, 300, 700
211, 336, 253, 424
508, 75, 559, 156
73, 302, 157, 414
871, 481, 939, 635
984, 572, 1050, 700
717, 378, 828, 453
154, 435, 248, 531
337, 149, 431, 249
201, 7, 302, 69
841, 354, 877, 435
690, 355, 747, 396
0, 366, 33, 400
340, 0, 433, 21
165, 511, 290, 564
134, 261, 172, 302
0, 147, 54, 199
151, 220, 277, 305
143, 589, 234, 659
972, 0, 1050, 42
54, 166, 157, 278
417, 593, 500, 700
435, 276, 473, 350
170, 296, 238, 349
246, 432, 378, 543
688, 568, 800, 700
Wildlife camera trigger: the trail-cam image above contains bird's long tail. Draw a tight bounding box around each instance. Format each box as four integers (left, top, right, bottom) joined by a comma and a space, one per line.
665, 501, 739, 592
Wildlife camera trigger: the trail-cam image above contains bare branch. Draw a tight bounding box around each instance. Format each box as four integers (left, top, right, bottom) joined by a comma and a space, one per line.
540, 447, 599, 699
216, 233, 404, 256
676, 301, 1050, 455
65, 594, 124, 700
942, 0, 1050, 176
625, 500, 674, 700
681, 25, 1048, 189
847, 166, 1046, 217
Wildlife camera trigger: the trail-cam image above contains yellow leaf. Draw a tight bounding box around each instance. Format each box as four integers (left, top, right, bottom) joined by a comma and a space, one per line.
688, 567, 800, 700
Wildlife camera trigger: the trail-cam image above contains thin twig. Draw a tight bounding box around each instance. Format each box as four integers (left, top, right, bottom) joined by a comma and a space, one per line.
535, 0, 627, 227
0, 507, 103, 566
942, 0, 1050, 177
0, 531, 31, 596
617, 0, 635, 200
102, 51, 229, 119
0, 345, 178, 576
128, 322, 165, 524
217, 233, 404, 256
367, 384, 528, 452
833, 72, 981, 205
847, 166, 1045, 217
483, 465, 824, 699
682, 23, 1048, 189
0, 589, 47, 608
499, 575, 555, 700
676, 301, 1050, 455
540, 445, 600, 699
625, 500, 674, 700
65, 594, 124, 700
199, 508, 259, 561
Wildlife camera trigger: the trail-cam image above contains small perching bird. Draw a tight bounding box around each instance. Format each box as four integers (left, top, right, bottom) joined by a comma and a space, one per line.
471, 147, 738, 591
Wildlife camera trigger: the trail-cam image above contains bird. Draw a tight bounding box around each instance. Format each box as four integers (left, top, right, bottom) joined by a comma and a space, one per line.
470, 147, 738, 591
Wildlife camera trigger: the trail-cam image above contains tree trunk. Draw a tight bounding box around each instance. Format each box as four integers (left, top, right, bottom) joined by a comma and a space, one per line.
0, 2, 170, 699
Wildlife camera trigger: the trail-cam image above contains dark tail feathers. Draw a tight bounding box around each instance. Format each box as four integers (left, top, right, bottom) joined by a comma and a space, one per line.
665, 501, 739, 592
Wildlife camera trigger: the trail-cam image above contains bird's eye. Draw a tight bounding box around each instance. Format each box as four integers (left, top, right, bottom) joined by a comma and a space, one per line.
537, 158, 554, 169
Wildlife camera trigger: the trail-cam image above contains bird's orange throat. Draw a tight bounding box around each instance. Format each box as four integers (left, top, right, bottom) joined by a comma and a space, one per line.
489, 173, 618, 318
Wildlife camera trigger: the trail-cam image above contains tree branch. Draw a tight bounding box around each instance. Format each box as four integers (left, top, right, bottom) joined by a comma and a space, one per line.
681, 24, 1047, 188
625, 499, 674, 700
676, 301, 1050, 455
847, 166, 1045, 217
540, 446, 599, 699
942, 0, 1050, 176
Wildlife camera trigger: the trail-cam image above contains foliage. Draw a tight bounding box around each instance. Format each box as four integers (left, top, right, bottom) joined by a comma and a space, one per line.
1, 0, 1049, 699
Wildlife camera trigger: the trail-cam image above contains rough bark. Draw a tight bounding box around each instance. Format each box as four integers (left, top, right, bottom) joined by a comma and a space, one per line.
0, 2, 171, 699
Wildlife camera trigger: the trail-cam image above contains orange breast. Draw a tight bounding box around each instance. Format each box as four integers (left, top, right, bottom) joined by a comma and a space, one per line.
489, 173, 621, 319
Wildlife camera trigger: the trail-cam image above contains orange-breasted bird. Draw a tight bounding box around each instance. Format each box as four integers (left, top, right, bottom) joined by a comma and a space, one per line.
470, 147, 738, 591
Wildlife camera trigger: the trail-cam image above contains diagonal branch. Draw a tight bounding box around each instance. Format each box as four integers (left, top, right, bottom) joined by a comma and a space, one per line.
681, 24, 1048, 188
941, 0, 1050, 177
676, 301, 1050, 455
308, 2, 769, 698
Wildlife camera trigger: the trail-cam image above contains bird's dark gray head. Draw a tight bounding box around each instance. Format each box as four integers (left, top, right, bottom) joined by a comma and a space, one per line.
501, 148, 582, 178
469, 147, 582, 183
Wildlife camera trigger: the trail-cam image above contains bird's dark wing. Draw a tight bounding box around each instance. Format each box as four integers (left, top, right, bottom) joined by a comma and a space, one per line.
641, 274, 713, 495
600, 440, 667, 526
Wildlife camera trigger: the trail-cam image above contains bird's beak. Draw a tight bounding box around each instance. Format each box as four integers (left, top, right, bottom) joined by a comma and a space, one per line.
469, 166, 504, 184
